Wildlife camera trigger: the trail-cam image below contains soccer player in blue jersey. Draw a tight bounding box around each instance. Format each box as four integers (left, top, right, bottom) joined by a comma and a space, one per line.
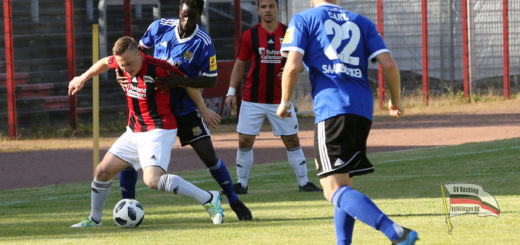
277, 1, 418, 244
118, 0, 252, 221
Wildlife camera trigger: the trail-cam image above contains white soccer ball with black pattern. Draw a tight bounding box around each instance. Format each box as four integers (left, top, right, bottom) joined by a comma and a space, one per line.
113, 199, 144, 228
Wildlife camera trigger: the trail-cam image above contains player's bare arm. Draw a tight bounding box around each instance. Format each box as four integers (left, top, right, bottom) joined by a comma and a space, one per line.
277, 51, 304, 119
68, 57, 111, 96
225, 58, 247, 110
375, 52, 404, 118
184, 86, 221, 129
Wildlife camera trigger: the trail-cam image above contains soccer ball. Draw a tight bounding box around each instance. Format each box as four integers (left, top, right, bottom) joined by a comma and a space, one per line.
113, 199, 144, 228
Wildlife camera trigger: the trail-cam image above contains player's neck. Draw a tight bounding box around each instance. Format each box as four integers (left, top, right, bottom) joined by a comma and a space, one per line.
261, 20, 279, 33
177, 25, 196, 39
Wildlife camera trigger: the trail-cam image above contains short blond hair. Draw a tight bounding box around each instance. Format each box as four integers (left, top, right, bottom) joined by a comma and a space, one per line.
112, 36, 138, 55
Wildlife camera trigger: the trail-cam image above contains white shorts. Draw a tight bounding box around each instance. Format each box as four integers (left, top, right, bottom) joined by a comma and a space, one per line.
237, 100, 299, 136
108, 127, 177, 171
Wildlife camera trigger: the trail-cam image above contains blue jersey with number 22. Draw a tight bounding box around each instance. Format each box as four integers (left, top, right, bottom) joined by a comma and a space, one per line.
281, 2, 388, 123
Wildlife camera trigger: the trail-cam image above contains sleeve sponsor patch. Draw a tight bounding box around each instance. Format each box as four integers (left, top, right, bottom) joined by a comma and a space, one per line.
106, 55, 118, 69
282, 27, 294, 44
209, 55, 217, 71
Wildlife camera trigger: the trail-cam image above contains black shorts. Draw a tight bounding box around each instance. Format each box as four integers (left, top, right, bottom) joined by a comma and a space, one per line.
176, 110, 211, 146
314, 114, 374, 178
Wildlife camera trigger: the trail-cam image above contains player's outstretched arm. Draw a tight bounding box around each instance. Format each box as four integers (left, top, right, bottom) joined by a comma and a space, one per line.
184, 86, 221, 129
376, 52, 404, 118
68, 57, 111, 96
225, 58, 247, 110
277, 51, 304, 119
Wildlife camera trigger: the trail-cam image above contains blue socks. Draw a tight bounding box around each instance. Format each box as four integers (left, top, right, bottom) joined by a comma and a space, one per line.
120, 168, 138, 199
332, 185, 401, 242
334, 206, 355, 245
209, 158, 239, 204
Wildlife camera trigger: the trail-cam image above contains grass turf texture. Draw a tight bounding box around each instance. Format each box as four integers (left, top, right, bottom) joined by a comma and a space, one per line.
0, 137, 518, 244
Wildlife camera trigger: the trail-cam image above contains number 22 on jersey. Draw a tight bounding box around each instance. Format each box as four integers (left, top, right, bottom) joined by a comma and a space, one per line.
324, 19, 360, 66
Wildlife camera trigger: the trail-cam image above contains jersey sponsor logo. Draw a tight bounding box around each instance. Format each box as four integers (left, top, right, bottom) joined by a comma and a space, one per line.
322, 63, 362, 78
126, 77, 148, 99
209, 55, 217, 71
258, 47, 282, 64
282, 27, 294, 44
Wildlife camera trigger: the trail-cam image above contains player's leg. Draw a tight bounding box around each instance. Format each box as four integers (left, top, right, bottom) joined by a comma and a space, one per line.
316, 115, 417, 244
71, 128, 139, 228
321, 173, 406, 242
91, 153, 130, 221
176, 111, 252, 220
71, 152, 130, 227
139, 128, 224, 224
281, 134, 321, 191
119, 166, 138, 199
177, 111, 240, 203
235, 101, 265, 193
334, 204, 355, 245
191, 138, 238, 200
267, 103, 321, 191
191, 138, 253, 219
235, 133, 255, 193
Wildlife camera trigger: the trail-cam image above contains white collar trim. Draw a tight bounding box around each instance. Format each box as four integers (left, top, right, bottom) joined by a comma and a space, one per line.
176, 24, 199, 44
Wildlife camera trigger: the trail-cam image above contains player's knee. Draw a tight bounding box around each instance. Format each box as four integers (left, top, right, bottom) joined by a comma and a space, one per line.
322, 188, 334, 202
238, 134, 255, 148
143, 176, 159, 189
94, 165, 112, 182
142, 169, 162, 190
282, 134, 300, 149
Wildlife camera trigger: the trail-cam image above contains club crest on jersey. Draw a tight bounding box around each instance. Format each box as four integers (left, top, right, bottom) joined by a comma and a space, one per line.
183, 51, 194, 61
192, 126, 202, 136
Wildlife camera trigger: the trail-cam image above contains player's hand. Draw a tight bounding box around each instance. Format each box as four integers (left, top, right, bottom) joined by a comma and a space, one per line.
388, 100, 404, 118
201, 108, 222, 129
68, 76, 85, 96
116, 68, 129, 91
225, 95, 236, 110
276, 102, 292, 119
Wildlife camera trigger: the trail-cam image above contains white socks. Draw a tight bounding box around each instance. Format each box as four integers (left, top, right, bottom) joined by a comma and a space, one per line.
90, 179, 112, 223
287, 147, 309, 186
236, 147, 308, 187
236, 148, 254, 188
158, 174, 211, 204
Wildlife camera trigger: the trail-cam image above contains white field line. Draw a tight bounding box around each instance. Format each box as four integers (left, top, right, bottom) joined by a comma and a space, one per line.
1, 145, 518, 207
375, 145, 520, 164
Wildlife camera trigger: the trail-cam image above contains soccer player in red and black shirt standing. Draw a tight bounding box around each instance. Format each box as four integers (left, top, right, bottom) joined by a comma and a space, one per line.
68, 36, 224, 227
225, 0, 321, 194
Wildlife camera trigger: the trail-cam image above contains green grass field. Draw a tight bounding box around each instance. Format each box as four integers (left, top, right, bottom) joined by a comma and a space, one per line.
1, 137, 519, 244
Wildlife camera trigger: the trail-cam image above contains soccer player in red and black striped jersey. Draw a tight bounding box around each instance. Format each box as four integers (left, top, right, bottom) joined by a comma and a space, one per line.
225, 0, 321, 194
68, 36, 224, 227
